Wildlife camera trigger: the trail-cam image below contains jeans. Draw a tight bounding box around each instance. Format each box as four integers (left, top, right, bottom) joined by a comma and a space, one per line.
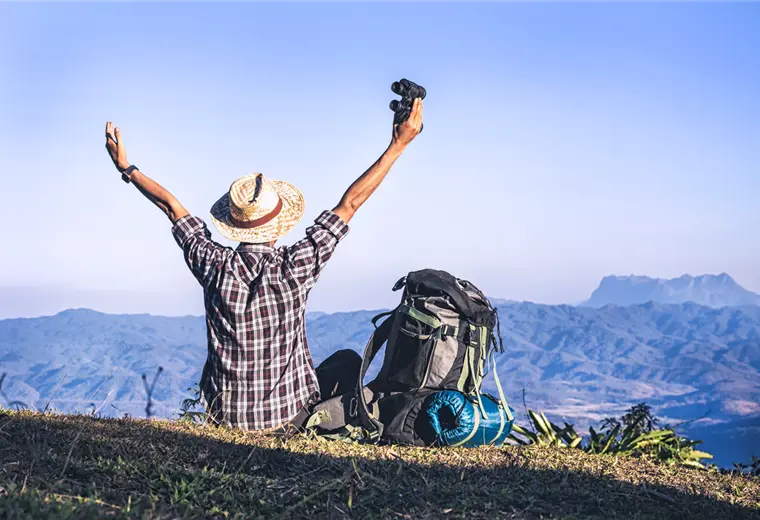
273, 349, 362, 435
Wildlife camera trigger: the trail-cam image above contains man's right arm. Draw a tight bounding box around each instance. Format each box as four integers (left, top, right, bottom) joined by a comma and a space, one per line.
332, 97, 423, 224
104, 122, 189, 224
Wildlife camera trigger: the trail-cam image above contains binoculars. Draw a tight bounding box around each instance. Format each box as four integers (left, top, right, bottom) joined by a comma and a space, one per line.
389, 78, 426, 130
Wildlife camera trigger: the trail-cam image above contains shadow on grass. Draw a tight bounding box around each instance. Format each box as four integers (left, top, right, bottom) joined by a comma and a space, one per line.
0, 411, 758, 519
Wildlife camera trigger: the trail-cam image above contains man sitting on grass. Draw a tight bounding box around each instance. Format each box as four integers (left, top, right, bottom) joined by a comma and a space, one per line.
103, 98, 423, 431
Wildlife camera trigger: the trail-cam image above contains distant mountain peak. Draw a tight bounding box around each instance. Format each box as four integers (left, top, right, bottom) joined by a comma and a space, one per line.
55, 308, 103, 316
488, 297, 520, 306
581, 273, 760, 309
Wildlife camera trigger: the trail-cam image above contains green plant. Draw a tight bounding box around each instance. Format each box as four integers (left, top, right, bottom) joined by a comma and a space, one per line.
621, 402, 659, 435
509, 402, 714, 469
732, 456, 760, 477
178, 385, 206, 424
509, 410, 583, 448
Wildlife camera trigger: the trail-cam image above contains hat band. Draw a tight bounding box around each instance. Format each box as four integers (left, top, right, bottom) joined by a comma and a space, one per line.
230, 197, 283, 229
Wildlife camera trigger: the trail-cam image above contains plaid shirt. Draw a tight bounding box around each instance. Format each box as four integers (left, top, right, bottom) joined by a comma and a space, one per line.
172, 210, 350, 430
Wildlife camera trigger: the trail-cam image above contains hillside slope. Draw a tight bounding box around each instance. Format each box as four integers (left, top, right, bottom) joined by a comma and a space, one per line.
0, 410, 758, 519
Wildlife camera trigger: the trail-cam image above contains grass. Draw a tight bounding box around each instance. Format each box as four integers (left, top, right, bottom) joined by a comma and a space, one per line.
0, 409, 758, 519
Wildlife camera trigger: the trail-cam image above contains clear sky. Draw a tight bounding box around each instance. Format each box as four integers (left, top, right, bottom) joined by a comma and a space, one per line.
1, 2, 759, 316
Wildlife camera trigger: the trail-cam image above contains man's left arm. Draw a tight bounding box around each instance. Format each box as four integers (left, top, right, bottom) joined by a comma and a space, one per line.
284, 210, 350, 290
283, 98, 422, 290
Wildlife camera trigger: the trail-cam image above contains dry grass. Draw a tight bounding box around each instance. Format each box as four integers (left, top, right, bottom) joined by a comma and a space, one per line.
0, 409, 758, 519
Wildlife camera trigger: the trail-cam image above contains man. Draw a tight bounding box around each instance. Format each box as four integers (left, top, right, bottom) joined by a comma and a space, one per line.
104, 97, 423, 431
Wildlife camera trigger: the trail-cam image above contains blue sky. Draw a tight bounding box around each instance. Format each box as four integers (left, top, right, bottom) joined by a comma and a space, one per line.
1, 2, 759, 316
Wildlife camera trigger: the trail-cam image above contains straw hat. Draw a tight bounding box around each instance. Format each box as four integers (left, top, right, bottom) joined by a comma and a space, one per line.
210, 173, 305, 243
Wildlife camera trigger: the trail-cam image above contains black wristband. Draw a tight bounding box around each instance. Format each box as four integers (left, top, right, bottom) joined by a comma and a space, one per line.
121, 165, 138, 184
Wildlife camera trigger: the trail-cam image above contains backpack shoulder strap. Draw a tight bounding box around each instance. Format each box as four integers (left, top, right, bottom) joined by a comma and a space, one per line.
356, 311, 394, 439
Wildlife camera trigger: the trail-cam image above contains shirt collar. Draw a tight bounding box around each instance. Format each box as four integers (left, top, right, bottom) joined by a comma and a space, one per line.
237, 243, 276, 253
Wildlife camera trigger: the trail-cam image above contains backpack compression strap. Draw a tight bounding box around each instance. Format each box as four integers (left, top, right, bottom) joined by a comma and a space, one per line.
355, 312, 394, 440
488, 348, 514, 421
487, 309, 513, 421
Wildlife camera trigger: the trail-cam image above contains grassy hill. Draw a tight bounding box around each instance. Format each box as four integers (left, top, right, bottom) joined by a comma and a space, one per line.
0, 410, 758, 519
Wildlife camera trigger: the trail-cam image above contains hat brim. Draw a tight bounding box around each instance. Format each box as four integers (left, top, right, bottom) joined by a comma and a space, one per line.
209, 180, 305, 243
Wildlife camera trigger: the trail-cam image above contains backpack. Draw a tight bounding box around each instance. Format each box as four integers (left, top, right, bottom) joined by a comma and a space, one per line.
306, 269, 513, 446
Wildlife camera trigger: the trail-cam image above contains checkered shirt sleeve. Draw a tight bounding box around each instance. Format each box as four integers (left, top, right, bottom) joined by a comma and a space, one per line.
172, 215, 229, 286
284, 210, 350, 290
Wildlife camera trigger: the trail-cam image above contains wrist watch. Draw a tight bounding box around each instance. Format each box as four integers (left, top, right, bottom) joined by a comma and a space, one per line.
121, 165, 138, 184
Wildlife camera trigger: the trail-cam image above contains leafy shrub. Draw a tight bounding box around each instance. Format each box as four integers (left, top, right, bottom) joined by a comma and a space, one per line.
178, 385, 206, 424
509, 402, 714, 469
509, 410, 583, 448
732, 456, 760, 477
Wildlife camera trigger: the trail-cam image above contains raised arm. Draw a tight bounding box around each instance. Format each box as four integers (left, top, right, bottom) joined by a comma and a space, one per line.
332, 97, 423, 224
104, 122, 189, 224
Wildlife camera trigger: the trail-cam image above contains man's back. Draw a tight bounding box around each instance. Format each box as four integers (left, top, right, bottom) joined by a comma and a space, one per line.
172, 210, 349, 430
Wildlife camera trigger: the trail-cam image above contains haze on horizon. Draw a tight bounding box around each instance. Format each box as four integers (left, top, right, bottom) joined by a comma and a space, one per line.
1, 2, 759, 317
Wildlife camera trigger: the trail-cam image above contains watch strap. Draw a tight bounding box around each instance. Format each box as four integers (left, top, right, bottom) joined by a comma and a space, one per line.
121, 165, 138, 184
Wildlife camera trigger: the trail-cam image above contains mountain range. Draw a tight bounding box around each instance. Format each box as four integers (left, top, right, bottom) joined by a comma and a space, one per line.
581, 273, 760, 308
0, 274, 758, 467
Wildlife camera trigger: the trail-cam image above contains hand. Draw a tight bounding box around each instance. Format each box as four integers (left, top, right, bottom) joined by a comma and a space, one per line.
105, 121, 130, 172
392, 97, 423, 148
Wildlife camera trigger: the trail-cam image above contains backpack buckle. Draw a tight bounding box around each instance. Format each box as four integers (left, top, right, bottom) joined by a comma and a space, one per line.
348, 396, 358, 418
439, 324, 457, 339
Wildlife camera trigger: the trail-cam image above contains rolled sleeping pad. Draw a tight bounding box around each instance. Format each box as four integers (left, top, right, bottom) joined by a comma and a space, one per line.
422, 390, 515, 447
